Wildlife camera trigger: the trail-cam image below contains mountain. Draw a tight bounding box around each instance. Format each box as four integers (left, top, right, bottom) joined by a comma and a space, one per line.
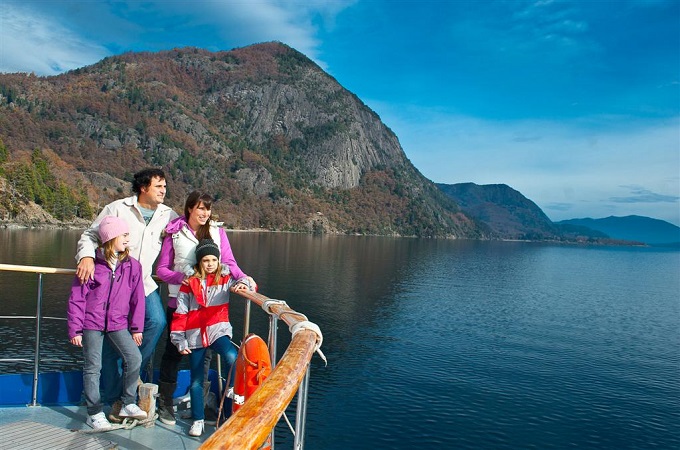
436, 182, 561, 240
556, 216, 680, 246
0, 43, 484, 238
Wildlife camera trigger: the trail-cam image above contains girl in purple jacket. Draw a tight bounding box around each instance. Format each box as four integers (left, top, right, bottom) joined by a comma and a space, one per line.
67, 215, 148, 430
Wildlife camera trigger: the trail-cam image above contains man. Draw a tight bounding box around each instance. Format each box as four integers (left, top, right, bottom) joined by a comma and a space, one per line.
75, 168, 179, 420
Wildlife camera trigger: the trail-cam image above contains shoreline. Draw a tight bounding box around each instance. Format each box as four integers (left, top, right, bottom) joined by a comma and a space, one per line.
2, 221, 670, 247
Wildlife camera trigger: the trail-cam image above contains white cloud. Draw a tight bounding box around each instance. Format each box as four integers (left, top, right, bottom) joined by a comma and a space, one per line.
0, 4, 110, 75
126, 0, 355, 69
0, 1, 355, 75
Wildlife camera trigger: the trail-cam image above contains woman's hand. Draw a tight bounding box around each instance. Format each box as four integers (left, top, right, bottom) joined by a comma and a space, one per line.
246, 276, 258, 292
70, 335, 82, 347
179, 348, 192, 355
132, 332, 143, 346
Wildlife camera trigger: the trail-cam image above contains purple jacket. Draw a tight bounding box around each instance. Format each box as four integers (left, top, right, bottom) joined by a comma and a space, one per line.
67, 252, 145, 339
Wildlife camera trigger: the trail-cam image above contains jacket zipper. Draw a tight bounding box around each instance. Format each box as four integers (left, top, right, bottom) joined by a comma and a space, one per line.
104, 267, 116, 331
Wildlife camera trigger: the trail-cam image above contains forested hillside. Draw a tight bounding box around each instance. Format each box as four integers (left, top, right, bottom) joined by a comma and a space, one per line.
437, 182, 560, 240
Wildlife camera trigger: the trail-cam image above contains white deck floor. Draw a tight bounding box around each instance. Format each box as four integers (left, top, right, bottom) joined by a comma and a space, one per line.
0, 405, 212, 450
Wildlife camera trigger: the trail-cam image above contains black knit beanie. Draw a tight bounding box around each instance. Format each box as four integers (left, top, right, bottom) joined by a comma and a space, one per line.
195, 238, 220, 261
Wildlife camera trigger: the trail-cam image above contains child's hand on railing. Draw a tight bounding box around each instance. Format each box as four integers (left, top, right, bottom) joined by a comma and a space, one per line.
232, 276, 257, 293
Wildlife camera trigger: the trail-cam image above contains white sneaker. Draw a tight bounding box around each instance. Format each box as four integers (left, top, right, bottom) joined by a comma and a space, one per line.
189, 419, 204, 437
87, 411, 112, 430
119, 403, 147, 420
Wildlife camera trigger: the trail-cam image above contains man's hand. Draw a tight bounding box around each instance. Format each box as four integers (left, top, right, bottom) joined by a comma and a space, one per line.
76, 257, 95, 284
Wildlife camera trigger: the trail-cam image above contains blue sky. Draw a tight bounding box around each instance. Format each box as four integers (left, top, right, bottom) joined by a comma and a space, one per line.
1, 0, 679, 225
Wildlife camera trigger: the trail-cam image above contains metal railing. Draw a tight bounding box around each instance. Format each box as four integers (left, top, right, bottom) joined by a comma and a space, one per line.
0, 263, 76, 406
0, 263, 323, 450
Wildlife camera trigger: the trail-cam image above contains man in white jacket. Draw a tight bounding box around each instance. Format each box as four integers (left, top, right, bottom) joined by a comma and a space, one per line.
75, 168, 179, 418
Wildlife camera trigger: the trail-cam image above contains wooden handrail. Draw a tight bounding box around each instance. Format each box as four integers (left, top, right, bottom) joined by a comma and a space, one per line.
200, 290, 320, 450
0, 263, 76, 275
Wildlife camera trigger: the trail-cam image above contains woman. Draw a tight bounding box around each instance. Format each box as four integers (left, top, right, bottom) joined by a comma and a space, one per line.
155, 191, 256, 425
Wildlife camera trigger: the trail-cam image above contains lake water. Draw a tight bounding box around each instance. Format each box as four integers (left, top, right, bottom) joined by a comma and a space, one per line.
1, 229, 679, 449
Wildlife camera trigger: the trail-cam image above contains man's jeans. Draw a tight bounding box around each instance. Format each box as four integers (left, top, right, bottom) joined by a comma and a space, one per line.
101, 289, 166, 404
83, 329, 141, 415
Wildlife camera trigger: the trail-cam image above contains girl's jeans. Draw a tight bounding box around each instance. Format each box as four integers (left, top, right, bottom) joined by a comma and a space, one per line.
101, 289, 166, 404
82, 329, 142, 415
189, 336, 237, 420
159, 304, 212, 384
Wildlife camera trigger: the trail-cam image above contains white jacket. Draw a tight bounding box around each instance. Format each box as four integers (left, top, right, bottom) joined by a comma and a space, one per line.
75, 195, 179, 296
166, 221, 223, 298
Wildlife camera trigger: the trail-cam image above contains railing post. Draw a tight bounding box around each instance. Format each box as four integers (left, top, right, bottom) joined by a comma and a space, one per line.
243, 300, 252, 339
293, 365, 311, 450
268, 314, 278, 449
268, 315, 278, 367
30, 273, 44, 407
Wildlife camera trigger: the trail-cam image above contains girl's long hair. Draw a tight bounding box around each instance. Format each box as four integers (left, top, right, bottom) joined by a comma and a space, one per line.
101, 239, 130, 263
193, 258, 223, 285
184, 191, 214, 241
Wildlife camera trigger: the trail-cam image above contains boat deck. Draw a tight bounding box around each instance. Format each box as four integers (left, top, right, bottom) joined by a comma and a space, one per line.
0, 405, 211, 450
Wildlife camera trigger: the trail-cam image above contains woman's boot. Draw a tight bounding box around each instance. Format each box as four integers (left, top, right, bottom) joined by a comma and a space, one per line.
158, 381, 177, 425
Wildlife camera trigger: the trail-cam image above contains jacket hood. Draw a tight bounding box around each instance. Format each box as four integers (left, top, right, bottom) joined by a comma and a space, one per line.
165, 215, 188, 234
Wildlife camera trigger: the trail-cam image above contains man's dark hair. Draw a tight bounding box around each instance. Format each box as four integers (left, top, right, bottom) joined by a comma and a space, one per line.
132, 168, 166, 195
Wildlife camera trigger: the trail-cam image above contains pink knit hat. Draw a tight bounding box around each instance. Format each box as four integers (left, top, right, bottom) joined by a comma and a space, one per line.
98, 216, 129, 244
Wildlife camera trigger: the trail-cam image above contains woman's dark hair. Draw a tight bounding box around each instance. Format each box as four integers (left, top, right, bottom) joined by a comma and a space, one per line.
131, 168, 166, 195
184, 191, 214, 240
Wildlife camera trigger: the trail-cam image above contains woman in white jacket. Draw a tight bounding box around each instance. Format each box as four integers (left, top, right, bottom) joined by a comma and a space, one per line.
155, 191, 256, 425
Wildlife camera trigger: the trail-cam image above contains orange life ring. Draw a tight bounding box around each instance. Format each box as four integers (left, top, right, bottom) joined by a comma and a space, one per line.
232, 333, 272, 414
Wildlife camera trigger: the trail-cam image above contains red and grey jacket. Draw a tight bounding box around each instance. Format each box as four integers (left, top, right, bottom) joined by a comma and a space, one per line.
170, 269, 242, 352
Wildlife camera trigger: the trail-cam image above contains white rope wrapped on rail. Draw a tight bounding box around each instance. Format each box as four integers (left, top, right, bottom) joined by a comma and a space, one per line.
289, 320, 327, 365
261, 299, 288, 314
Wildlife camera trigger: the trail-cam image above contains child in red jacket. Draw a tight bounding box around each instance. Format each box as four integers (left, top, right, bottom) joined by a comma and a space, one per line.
170, 238, 252, 436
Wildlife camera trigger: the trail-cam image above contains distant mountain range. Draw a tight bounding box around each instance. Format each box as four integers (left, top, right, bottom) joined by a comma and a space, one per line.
437, 182, 679, 246
556, 216, 680, 246
436, 182, 560, 240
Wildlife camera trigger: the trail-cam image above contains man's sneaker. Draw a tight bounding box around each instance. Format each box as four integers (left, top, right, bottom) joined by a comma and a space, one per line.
87, 411, 112, 430
108, 400, 123, 424
188, 419, 204, 437
119, 403, 148, 420
158, 404, 176, 425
